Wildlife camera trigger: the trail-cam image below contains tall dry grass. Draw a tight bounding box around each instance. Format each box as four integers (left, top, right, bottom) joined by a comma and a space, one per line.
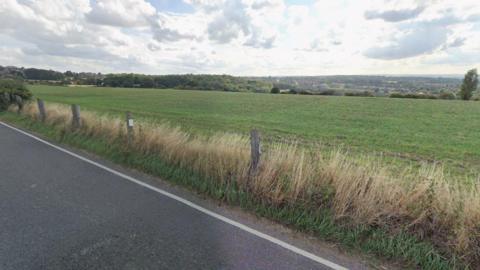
15, 102, 480, 263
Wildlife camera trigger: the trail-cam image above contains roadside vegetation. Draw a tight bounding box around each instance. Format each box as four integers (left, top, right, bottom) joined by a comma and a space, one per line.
0, 79, 31, 111
2, 101, 479, 269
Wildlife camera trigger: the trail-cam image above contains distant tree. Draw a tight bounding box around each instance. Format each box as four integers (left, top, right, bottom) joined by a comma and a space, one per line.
270, 87, 280, 94
102, 74, 272, 92
459, 68, 478, 100
24, 68, 64, 81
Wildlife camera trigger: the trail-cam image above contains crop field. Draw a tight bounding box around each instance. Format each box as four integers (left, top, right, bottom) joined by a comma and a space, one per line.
29, 85, 480, 175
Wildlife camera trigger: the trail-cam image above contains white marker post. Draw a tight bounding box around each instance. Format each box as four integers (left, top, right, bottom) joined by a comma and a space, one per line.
126, 111, 134, 146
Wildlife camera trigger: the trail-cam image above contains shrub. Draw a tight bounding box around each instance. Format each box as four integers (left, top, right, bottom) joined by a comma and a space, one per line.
298, 90, 313, 95
389, 92, 438, 99
270, 87, 280, 94
438, 92, 456, 100
317, 90, 337, 96
344, 91, 375, 97
389, 93, 404, 98
0, 79, 32, 111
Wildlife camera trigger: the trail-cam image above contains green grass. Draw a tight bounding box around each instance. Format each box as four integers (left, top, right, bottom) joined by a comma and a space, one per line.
29, 85, 480, 176
0, 111, 462, 270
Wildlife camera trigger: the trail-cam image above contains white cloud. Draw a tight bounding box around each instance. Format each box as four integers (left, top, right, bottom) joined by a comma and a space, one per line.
364, 6, 425, 22
364, 26, 447, 59
86, 0, 155, 27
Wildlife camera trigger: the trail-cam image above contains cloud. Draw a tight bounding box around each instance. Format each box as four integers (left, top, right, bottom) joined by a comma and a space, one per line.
202, 0, 279, 48
86, 0, 203, 44
86, 0, 156, 27
244, 34, 276, 49
150, 14, 201, 42
207, 1, 250, 43
448, 37, 466, 48
0, 0, 138, 67
364, 6, 425, 22
363, 6, 480, 61
364, 26, 447, 59
251, 0, 282, 10
428, 50, 480, 66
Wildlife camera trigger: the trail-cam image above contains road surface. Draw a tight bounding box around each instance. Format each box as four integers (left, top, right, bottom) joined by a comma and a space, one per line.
0, 122, 357, 270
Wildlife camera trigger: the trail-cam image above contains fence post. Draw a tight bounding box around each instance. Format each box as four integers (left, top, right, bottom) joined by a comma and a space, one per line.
14, 95, 23, 114
71, 104, 81, 129
249, 129, 261, 177
37, 99, 46, 122
126, 111, 134, 146
3, 92, 10, 103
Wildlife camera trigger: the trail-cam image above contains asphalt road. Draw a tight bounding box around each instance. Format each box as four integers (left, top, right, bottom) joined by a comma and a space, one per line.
0, 122, 351, 270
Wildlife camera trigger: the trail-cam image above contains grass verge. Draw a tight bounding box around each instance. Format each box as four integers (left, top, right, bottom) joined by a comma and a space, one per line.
0, 103, 474, 269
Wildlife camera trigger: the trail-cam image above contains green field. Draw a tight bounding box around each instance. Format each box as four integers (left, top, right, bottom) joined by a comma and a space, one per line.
29, 85, 480, 174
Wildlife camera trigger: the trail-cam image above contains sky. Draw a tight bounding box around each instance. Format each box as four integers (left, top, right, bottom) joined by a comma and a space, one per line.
0, 0, 479, 76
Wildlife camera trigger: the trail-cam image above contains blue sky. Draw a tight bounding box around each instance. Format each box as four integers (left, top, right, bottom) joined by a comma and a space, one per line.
147, 0, 194, 13
0, 0, 478, 75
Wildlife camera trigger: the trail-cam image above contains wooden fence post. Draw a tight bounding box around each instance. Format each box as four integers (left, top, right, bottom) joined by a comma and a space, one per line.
37, 99, 46, 122
14, 95, 23, 114
126, 111, 134, 146
249, 129, 261, 177
71, 104, 81, 129
3, 92, 10, 103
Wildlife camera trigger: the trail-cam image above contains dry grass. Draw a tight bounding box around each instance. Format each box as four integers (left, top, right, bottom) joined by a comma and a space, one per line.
15, 102, 480, 264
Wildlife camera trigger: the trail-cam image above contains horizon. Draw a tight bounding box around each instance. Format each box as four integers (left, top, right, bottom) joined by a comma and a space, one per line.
0, 0, 478, 76
0, 64, 466, 79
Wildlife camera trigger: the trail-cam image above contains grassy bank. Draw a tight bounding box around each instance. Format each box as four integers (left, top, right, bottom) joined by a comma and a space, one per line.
2, 102, 477, 269
29, 85, 480, 177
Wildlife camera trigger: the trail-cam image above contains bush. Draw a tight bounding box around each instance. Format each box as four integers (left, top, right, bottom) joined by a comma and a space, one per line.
270, 87, 280, 94
298, 90, 313, 95
344, 91, 375, 97
389, 92, 438, 99
0, 79, 31, 111
438, 92, 456, 100
317, 90, 337, 96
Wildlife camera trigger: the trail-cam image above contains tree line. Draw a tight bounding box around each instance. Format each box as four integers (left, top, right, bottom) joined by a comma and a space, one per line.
0, 66, 272, 93
0, 65, 477, 98
102, 74, 272, 92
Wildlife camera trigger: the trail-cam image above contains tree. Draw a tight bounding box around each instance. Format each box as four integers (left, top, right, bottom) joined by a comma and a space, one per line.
24, 68, 64, 81
459, 68, 478, 100
270, 87, 280, 94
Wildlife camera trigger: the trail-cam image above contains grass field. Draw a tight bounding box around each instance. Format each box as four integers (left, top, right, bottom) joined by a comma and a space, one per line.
29, 85, 480, 175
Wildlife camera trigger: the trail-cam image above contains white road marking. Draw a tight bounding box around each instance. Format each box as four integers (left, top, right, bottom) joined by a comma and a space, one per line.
0, 121, 348, 270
